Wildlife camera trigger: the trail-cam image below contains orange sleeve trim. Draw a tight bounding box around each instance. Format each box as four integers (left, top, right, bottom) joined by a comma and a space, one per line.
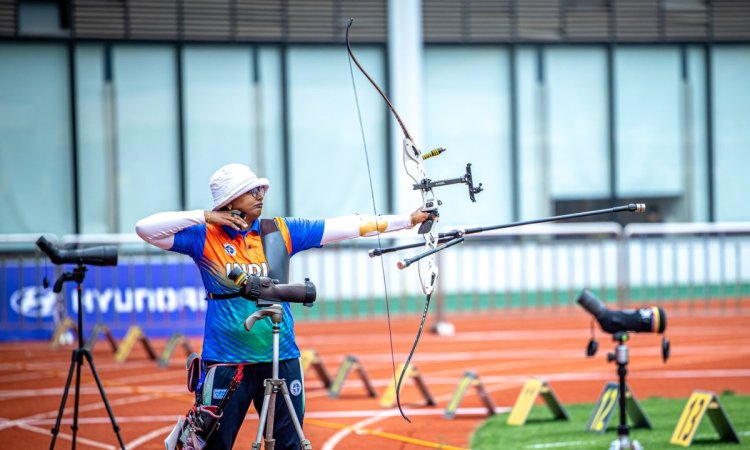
274, 217, 293, 255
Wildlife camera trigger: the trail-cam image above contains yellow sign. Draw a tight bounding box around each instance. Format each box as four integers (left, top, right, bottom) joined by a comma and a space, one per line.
444, 371, 496, 419
328, 355, 376, 399
508, 379, 543, 425
379, 363, 414, 408
85, 324, 118, 353
114, 326, 143, 363
300, 349, 317, 373
587, 383, 619, 432
300, 349, 332, 388
586, 382, 651, 433
670, 391, 740, 447
379, 362, 434, 408
114, 326, 157, 363
328, 355, 354, 398
445, 373, 476, 417
157, 332, 193, 368
508, 378, 568, 426
50, 317, 77, 350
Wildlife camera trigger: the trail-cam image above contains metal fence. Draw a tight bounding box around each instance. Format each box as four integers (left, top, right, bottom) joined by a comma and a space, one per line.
2, 222, 749, 341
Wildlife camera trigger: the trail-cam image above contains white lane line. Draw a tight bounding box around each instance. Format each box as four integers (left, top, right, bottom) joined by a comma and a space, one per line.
6, 405, 511, 450
0, 393, 162, 431
15, 421, 116, 450
298, 326, 750, 345
526, 440, 597, 449
316, 375, 593, 449
309, 406, 511, 418
13, 406, 512, 426
0, 372, 51, 384
0, 384, 189, 399
0, 359, 158, 372
321, 345, 750, 363
321, 412, 392, 450
3, 367, 747, 401
429, 368, 750, 384
126, 424, 176, 449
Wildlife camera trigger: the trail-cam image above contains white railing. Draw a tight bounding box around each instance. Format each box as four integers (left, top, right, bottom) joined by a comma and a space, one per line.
1, 222, 749, 340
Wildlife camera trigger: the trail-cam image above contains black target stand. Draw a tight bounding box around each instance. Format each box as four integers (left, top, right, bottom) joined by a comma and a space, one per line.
608, 332, 642, 450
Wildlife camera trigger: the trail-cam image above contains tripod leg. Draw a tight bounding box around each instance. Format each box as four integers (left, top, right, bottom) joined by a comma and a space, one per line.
253, 381, 274, 450
71, 350, 83, 450
49, 349, 78, 450
281, 381, 312, 450
82, 350, 126, 450
265, 382, 277, 450
279, 382, 310, 449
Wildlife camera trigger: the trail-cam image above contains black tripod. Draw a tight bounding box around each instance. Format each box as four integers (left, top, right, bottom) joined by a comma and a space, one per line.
607, 332, 642, 450
49, 264, 126, 450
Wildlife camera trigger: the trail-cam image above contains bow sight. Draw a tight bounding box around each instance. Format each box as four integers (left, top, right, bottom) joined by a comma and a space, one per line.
413, 163, 483, 204
412, 161, 484, 235
410, 162, 483, 235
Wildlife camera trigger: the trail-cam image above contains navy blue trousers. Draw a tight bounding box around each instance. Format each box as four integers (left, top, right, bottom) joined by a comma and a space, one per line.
203, 359, 305, 450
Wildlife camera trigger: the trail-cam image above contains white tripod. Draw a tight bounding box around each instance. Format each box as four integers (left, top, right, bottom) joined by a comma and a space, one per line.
244, 304, 312, 450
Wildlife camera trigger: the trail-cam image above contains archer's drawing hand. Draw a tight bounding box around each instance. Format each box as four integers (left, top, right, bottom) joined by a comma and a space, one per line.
205, 210, 249, 230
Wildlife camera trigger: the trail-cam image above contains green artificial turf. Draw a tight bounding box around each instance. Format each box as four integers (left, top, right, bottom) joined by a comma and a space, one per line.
472, 392, 749, 450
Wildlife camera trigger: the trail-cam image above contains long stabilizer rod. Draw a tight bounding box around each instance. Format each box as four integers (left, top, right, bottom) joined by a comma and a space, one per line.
371, 203, 646, 259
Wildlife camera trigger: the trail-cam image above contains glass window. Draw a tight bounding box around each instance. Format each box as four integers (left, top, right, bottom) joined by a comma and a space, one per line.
287, 46, 388, 218
0, 43, 74, 235
183, 46, 254, 211
424, 46, 512, 227
519, 46, 610, 220
615, 47, 682, 197
517, 46, 548, 219
183, 45, 285, 218
685, 46, 709, 222
76, 44, 113, 234
546, 47, 609, 200
113, 45, 180, 232
256, 47, 286, 218
713, 45, 750, 221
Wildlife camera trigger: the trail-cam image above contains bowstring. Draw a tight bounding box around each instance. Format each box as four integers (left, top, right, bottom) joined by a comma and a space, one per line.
346, 43, 404, 421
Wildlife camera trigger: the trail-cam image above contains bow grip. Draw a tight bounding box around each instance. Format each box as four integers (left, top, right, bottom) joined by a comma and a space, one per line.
417, 210, 439, 234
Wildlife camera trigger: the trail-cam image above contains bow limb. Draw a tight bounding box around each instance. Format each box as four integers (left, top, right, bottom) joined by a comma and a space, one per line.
347, 19, 440, 423
346, 19, 413, 142
346, 18, 409, 423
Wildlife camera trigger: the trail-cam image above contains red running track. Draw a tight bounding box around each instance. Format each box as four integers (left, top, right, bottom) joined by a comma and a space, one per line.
1, 303, 748, 449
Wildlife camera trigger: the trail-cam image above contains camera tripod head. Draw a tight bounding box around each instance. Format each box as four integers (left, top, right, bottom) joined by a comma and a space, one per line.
243, 304, 284, 331
52, 265, 87, 293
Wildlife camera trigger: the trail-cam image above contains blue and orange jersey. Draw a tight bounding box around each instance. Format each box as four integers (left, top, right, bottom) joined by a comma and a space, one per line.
170, 217, 324, 363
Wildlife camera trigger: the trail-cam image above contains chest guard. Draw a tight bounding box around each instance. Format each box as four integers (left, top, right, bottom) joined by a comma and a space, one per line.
259, 218, 290, 284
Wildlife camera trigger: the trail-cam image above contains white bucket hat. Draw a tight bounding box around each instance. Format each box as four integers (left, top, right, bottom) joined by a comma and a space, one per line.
209, 163, 270, 211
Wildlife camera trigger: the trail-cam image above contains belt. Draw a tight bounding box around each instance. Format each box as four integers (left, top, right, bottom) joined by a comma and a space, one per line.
206, 292, 239, 300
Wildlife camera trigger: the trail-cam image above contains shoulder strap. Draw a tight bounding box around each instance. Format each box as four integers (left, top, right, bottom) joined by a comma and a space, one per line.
260, 218, 279, 237
260, 218, 290, 284
206, 292, 237, 300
